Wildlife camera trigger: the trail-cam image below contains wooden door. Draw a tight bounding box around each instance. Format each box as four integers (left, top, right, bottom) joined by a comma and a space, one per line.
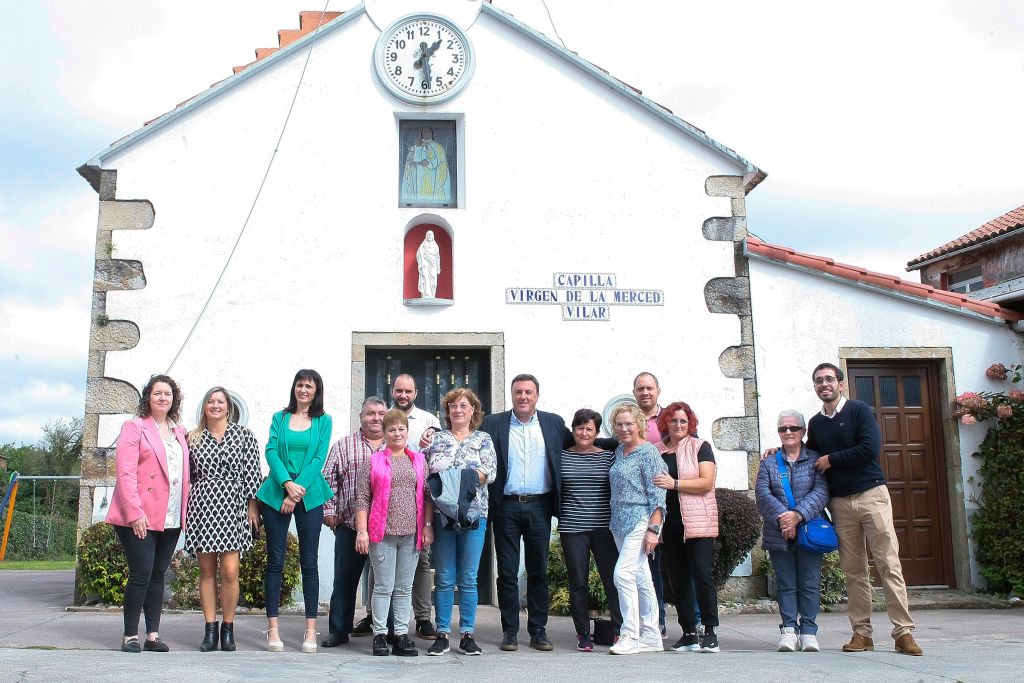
364, 347, 493, 603
847, 363, 954, 586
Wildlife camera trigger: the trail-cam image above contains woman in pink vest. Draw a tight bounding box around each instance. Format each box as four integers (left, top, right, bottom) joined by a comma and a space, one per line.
105, 374, 190, 653
354, 408, 433, 657
652, 401, 720, 653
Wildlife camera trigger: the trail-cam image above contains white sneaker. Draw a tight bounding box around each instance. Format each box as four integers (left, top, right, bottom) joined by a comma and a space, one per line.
777, 627, 798, 652
638, 637, 663, 653
609, 635, 640, 655
799, 634, 820, 652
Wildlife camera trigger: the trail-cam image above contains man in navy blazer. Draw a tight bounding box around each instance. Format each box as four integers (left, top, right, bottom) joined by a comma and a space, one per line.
482, 373, 566, 652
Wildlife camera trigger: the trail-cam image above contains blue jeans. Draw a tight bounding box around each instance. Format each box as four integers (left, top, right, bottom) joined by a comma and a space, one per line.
769, 547, 822, 634
261, 500, 323, 618
433, 517, 488, 634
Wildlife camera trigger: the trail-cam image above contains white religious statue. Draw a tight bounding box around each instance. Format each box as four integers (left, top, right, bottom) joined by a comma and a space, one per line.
401, 126, 451, 203
416, 230, 441, 298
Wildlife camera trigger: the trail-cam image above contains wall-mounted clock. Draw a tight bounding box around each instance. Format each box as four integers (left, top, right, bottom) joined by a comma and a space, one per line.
373, 13, 475, 105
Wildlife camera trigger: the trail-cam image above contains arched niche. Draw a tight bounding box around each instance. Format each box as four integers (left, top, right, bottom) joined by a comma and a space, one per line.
403, 220, 454, 303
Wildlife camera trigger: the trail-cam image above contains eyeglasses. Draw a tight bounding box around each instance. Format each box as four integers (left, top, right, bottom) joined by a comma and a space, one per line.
812, 376, 838, 386
666, 419, 689, 426
614, 421, 637, 429
449, 403, 472, 411
777, 425, 804, 433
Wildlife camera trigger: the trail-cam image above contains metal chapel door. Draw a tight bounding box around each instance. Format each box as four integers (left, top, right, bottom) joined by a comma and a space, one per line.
364, 348, 493, 603
847, 363, 955, 586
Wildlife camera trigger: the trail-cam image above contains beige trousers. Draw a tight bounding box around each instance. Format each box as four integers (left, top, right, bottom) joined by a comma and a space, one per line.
828, 484, 915, 639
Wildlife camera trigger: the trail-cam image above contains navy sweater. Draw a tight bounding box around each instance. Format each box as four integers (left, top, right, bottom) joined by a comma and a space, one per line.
805, 399, 884, 497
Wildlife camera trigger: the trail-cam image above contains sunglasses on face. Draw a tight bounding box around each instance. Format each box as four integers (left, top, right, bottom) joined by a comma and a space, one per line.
777, 425, 804, 433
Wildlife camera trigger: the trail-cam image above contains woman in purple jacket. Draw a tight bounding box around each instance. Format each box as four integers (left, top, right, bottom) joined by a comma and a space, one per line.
755, 410, 830, 653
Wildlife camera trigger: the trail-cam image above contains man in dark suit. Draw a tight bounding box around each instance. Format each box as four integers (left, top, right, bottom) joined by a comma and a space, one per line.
482, 373, 566, 652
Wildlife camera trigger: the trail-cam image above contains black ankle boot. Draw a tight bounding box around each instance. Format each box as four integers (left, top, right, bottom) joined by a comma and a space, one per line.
220, 622, 235, 651
200, 621, 219, 652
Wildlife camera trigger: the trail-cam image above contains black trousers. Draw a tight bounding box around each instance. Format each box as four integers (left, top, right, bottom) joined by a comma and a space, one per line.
560, 529, 623, 636
114, 525, 180, 637
662, 530, 719, 629
327, 524, 369, 635
492, 496, 552, 636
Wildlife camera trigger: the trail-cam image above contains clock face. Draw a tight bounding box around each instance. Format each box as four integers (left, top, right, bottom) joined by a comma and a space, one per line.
373, 14, 474, 105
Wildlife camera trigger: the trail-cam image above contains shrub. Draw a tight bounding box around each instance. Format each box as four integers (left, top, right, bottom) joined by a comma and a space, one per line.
238, 532, 301, 609
712, 487, 762, 589
4, 510, 77, 561
547, 535, 608, 615
77, 522, 128, 604
168, 550, 200, 609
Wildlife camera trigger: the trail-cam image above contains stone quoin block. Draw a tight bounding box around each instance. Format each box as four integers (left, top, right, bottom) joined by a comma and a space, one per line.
705, 175, 745, 199
98, 200, 155, 232
85, 377, 140, 415
89, 320, 141, 351
94, 260, 146, 291
704, 277, 751, 315
702, 216, 746, 241
711, 416, 758, 452
719, 345, 755, 379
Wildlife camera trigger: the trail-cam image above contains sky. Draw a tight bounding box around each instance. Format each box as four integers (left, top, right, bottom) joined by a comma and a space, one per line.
1, 0, 1022, 445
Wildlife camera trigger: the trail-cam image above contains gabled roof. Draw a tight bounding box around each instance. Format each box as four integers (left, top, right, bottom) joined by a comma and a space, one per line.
78, 3, 765, 193
907, 204, 1024, 270
745, 234, 1024, 324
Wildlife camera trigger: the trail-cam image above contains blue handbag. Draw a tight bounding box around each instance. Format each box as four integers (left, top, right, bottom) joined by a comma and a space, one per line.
776, 453, 839, 554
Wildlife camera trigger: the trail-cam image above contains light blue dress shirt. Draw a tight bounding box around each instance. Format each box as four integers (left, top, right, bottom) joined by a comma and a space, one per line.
504, 412, 550, 495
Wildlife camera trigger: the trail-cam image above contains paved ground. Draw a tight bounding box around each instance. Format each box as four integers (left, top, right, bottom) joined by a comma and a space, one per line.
1, 570, 1022, 682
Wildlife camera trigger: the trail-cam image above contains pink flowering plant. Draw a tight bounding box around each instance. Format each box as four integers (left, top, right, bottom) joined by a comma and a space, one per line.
954, 363, 1024, 425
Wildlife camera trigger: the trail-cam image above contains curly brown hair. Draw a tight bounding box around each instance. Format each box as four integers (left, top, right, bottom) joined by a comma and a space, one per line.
441, 387, 484, 431
137, 374, 183, 423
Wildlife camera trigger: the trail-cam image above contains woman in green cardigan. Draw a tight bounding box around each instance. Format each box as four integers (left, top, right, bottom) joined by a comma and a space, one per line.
257, 369, 333, 653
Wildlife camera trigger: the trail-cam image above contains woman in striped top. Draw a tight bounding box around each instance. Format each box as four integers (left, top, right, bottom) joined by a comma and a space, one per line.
558, 408, 622, 652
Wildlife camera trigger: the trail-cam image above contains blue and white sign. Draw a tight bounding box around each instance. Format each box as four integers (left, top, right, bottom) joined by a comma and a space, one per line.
506, 272, 664, 321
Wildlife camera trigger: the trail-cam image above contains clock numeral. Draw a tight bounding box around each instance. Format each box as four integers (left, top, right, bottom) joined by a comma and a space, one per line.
419, 25, 429, 36
397, 39, 406, 49
436, 76, 442, 87
408, 76, 415, 86
452, 54, 460, 63
394, 66, 402, 75
421, 80, 429, 89
406, 30, 414, 39
447, 39, 454, 49
390, 52, 397, 61
447, 67, 455, 76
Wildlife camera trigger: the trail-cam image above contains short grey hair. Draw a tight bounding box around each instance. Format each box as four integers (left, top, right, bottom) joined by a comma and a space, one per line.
361, 395, 387, 413
776, 410, 806, 429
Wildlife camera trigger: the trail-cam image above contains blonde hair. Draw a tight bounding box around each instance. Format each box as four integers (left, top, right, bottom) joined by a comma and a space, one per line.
612, 402, 648, 440
188, 386, 235, 446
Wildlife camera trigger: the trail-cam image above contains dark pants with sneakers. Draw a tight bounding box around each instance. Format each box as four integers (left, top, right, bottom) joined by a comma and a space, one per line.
560, 529, 622, 636
662, 533, 718, 629
114, 525, 180, 637
493, 495, 552, 636
328, 524, 368, 635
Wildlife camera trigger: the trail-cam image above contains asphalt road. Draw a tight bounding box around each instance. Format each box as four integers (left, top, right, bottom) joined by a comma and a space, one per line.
2, 570, 1022, 682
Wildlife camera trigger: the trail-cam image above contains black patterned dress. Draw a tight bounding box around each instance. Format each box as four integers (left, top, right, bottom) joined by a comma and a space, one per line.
184, 424, 262, 554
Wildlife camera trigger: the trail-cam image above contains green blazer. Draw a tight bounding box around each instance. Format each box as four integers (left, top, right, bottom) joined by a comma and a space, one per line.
256, 410, 333, 511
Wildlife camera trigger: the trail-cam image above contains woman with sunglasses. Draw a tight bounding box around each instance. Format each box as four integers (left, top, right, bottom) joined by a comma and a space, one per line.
651, 401, 720, 653
754, 410, 830, 652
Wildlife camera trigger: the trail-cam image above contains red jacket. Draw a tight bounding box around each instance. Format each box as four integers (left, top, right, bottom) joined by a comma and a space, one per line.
105, 416, 190, 531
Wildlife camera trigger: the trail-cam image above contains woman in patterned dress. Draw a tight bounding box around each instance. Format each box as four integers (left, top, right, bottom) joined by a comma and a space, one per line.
184, 386, 261, 652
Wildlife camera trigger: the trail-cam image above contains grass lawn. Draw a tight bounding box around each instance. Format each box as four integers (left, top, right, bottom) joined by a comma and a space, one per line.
0, 559, 75, 570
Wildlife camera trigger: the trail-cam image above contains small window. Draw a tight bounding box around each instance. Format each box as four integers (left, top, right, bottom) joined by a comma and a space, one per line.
948, 265, 983, 293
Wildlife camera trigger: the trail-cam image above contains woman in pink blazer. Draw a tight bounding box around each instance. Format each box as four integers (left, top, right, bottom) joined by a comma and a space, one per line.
106, 374, 190, 653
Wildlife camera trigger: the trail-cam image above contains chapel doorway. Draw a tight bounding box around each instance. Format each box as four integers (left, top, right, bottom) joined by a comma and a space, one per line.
847, 362, 955, 587
364, 347, 493, 603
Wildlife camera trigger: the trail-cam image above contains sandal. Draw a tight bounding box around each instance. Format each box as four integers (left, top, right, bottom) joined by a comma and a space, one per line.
302, 627, 319, 653
264, 626, 284, 652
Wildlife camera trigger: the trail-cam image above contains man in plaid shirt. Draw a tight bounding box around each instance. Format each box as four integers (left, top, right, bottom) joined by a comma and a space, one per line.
319, 396, 388, 647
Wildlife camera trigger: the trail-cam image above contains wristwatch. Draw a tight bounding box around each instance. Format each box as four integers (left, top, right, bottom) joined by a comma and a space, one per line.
646, 524, 662, 536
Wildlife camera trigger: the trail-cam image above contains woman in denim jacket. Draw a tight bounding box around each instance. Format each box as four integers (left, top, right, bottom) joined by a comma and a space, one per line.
756, 410, 830, 653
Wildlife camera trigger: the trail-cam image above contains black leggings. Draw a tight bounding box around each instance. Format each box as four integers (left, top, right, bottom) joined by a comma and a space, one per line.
662, 530, 718, 629
114, 525, 181, 637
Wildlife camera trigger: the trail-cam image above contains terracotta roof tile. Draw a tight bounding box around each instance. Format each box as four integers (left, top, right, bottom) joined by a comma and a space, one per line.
746, 235, 1023, 323
908, 204, 1024, 268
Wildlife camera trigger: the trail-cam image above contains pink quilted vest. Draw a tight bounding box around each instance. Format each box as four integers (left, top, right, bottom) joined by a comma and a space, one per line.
367, 448, 427, 549
675, 436, 718, 540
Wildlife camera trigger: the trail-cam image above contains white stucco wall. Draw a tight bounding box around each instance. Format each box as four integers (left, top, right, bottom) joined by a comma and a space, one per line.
749, 258, 1023, 586
92, 10, 754, 596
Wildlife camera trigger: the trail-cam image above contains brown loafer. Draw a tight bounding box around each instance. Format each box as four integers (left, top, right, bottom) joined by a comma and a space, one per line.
842, 633, 874, 652
894, 633, 923, 656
